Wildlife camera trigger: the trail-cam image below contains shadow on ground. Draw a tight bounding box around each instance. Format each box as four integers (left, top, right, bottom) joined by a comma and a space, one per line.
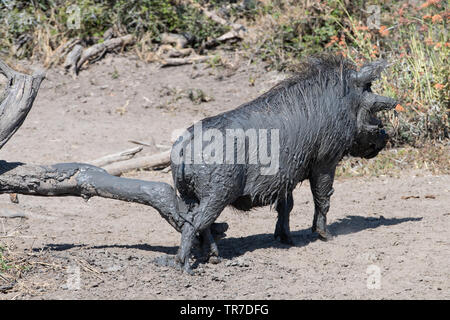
36, 215, 422, 261
218, 215, 422, 259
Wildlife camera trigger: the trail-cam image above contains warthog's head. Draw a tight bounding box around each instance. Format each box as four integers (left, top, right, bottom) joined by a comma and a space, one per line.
348, 60, 397, 159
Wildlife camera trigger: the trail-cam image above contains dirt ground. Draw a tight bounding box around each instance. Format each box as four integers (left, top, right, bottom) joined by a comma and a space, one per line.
0, 54, 449, 300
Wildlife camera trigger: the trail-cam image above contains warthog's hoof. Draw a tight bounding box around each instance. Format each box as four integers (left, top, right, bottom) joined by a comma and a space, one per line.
210, 222, 229, 241
274, 233, 294, 245
209, 256, 222, 264
152, 255, 194, 275
314, 228, 334, 241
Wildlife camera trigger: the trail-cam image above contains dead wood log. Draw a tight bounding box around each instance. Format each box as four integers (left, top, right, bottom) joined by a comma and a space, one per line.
0, 161, 186, 232
63, 35, 134, 75
0, 61, 43, 206
187, 1, 246, 50
203, 29, 244, 49
102, 150, 171, 176
63, 44, 83, 75
77, 35, 134, 71
160, 56, 210, 67
88, 146, 143, 167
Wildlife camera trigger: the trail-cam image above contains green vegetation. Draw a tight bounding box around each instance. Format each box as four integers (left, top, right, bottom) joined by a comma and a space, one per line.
0, 243, 33, 291
241, 0, 448, 146
0, 0, 228, 59
336, 143, 449, 178
0, 0, 448, 147
0, 244, 9, 273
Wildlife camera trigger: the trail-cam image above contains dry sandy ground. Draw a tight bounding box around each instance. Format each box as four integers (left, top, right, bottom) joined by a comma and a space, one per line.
0, 55, 448, 299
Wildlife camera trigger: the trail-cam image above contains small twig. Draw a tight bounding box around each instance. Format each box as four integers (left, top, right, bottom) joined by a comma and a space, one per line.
102, 150, 171, 176
160, 56, 210, 67
0, 281, 16, 292
74, 258, 104, 281
128, 139, 154, 147
0, 274, 11, 282
30, 261, 63, 269
89, 146, 143, 167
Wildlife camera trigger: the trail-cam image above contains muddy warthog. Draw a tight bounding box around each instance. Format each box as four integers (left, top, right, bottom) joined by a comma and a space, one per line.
158, 54, 398, 273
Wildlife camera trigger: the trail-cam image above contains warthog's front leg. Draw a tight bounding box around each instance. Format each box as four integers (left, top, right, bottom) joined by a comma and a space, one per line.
310, 167, 336, 241
274, 192, 294, 245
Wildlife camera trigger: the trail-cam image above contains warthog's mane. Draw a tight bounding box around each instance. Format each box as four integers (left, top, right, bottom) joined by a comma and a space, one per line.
266, 54, 357, 95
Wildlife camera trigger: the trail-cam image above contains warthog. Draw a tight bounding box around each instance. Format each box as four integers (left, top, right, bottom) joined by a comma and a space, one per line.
159, 54, 397, 273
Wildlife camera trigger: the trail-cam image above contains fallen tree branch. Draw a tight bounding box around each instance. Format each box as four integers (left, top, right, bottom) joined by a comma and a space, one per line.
63, 44, 83, 76
63, 35, 134, 75
46, 38, 81, 68
88, 146, 143, 167
203, 29, 244, 49
160, 56, 210, 67
0, 161, 186, 232
102, 150, 171, 176
77, 35, 134, 71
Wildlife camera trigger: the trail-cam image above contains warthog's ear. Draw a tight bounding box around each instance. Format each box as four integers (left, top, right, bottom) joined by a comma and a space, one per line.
351, 59, 388, 87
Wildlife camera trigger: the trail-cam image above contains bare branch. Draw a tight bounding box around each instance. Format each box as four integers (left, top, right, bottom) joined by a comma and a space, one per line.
160, 56, 210, 67
0, 60, 45, 149
77, 35, 134, 71
0, 161, 186, 232
102, 150, 171, 176
89, 146, 143, 167
63, 44, 83, 75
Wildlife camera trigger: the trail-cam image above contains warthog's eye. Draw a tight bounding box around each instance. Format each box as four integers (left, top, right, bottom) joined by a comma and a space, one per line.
368, 115, 383, 128
363, 82, 372, 92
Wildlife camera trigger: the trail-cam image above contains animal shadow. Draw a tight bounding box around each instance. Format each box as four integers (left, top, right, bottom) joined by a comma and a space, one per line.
35, 243, 178, 255
36, 215, 421, 262
217, 215, 422, 259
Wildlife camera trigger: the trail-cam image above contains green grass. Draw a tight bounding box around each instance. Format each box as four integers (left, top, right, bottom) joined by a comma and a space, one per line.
336, 143, 450, 178
241, 0, 448, 146
0, 0, 229, 59
0, 244, 12, 273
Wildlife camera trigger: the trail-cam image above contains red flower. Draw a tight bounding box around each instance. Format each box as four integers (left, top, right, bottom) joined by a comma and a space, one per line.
379, 25, 389, 37
395, 104, 405, 112
432, 14, 443, 23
